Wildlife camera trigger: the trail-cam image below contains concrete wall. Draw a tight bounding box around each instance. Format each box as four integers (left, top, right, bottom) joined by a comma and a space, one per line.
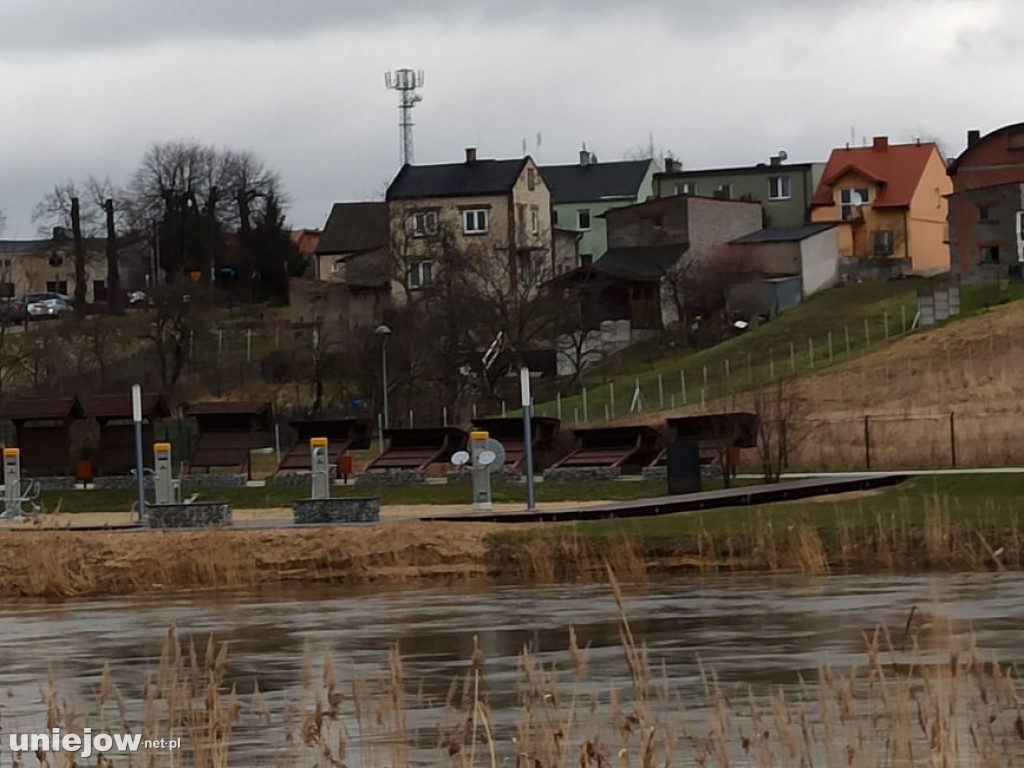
685, 197, 763, 247
799, 228, 841, 295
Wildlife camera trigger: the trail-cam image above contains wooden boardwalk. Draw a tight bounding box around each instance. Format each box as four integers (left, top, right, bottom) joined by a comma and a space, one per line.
423, 473, 910, 524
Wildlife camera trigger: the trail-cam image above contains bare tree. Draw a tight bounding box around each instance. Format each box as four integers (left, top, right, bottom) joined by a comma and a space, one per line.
750, 377, 813, 483
144, 280, 201, 391
664, 246, 750, 346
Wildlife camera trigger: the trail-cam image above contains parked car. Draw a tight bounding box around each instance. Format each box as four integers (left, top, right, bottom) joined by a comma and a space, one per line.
26, 293, 73, 320
0, 297, 27, 325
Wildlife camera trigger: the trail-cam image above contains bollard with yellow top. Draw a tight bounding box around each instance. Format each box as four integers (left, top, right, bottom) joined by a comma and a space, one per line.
153, 442, 174, 505
3, 447, 20, 518
310, 437, 331, 499
469, 430, 492, 511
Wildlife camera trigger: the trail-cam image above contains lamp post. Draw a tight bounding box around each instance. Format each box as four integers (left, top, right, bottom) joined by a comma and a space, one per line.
132, 384, 146, 524
375, 325, 392, 430
520, 366, 536, 512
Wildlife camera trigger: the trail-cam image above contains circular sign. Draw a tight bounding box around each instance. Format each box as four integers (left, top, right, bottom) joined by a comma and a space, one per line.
451, 451, 470, 467
478, 450, 497, 466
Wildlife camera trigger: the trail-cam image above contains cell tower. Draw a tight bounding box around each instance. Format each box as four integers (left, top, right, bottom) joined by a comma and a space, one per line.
384, 68, 425, 167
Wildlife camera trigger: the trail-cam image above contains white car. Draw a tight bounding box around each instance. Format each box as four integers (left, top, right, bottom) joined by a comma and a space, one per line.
26, 293, 73, 319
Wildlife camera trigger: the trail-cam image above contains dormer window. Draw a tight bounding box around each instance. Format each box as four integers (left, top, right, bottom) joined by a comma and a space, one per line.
48, 252, 64, 267
840, 188, 870, 220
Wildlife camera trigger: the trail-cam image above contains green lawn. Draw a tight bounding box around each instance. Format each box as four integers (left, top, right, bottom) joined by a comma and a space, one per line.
488, 475, 1024, 543
39, 477, 754, 514
519, 280, 1024, 424
522, 281, 918, 421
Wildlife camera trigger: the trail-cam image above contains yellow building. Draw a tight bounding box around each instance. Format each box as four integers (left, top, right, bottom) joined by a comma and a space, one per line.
810, 136, 951, 274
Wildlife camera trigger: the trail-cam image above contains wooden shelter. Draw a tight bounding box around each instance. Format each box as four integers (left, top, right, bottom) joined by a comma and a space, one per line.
274, 417, 372, 474
470, 417, 561, 470
88, 393, 171, 476
364, 427, 468, 472
2, 397, 85, 477
185, 401, 274, 474
549, 425, 661, 473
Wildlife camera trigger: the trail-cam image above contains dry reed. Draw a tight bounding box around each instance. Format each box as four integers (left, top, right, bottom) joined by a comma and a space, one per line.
10, 569, 1024, 767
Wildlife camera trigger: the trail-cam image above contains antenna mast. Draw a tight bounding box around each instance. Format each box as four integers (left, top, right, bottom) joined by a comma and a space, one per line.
384, 68, 425, 167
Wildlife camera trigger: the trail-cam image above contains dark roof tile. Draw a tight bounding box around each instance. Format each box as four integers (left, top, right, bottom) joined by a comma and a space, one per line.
540, 160, 652, 203
386, 159, 527, 200
316, 202, 388, 255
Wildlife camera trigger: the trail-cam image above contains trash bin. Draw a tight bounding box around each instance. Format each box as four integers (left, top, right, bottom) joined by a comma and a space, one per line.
666, 441, 701, 495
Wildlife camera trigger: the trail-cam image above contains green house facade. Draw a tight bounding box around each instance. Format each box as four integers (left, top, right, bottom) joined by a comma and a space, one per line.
654, 156, 825, 228
541, 153, 656, 266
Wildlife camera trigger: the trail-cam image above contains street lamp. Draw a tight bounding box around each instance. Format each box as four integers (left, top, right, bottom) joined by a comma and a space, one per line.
375, 325, 392, 431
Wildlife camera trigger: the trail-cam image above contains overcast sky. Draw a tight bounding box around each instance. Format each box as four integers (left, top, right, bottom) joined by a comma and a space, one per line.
0, 0, 1020, 235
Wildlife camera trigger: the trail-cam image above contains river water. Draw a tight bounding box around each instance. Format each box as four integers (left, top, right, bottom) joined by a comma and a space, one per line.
0, 571, 1022, 765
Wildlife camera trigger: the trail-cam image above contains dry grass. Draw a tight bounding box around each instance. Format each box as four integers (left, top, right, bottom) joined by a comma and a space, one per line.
16, 568, 1024, 767
2, 490, 1023, 598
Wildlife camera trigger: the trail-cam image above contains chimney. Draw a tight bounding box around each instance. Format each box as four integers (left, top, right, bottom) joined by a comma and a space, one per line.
52, 226, 66, 240
664, 157, 681, 173
465, 147, 477, 163
769, 155, 782, 166
579, 149, 591, 167
967, 129, 981, 148
872, 136, 889, 152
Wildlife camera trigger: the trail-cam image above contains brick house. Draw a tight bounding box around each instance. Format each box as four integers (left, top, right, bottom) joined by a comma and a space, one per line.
384, 148, 553, 301
947, 124, 1024, 280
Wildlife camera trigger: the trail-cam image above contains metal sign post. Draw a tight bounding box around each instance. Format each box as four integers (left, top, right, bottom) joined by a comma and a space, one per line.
310, 437, 330, 499
520, 367, 536, 513
132, 384, 146, 524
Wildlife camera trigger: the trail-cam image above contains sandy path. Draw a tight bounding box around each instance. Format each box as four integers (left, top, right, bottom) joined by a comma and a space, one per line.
0, 500, 614, 529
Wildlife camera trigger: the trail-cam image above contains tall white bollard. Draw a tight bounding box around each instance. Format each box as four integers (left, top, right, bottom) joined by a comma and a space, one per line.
153, 442, 174, 505
3, 448, 21, 518
469, 430, 492, 511
310, 437, 331, 500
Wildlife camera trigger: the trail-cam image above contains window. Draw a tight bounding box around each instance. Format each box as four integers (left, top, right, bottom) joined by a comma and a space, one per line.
768, 176, 791, 200
872, 230, 895, 256
840, 187, 870, 220
411, 211, 438, 236
530, 207, 540, 235
978, 205, 996, 223
552, 209, 559, 225
48, 253, 64, 267
0, 283, 13, 298
517, 251, 532, 286
1, 259, 11, 268
407, 260, 434, 288
527, 167, 537, 191
463, 209, 488, 234
46, 280, 68, 294
577, 209, 591, 230
93, 279, 108, 302
980, 245, 1000, 264
580, 253, 593, 267
675, 182, 697, 195
330, 260, 343, 274
716, 183, 733, 199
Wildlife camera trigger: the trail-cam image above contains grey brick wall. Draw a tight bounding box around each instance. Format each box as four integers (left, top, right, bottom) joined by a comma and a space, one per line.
949, 182, 1024, 280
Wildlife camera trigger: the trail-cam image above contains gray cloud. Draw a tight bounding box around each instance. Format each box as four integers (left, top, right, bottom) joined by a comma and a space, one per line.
0, 0, 864, 52
1, 0, 1021, 235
